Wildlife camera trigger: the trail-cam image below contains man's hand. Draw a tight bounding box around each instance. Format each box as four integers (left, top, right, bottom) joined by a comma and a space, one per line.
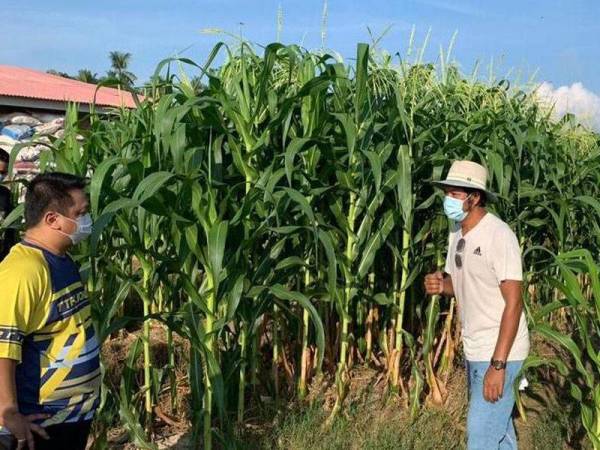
483, 367, 505, 403
0, 406, 49, 450
424, 271, 445, 295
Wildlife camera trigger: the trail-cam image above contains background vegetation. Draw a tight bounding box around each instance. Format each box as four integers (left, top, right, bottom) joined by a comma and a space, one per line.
3, 35, 600, 449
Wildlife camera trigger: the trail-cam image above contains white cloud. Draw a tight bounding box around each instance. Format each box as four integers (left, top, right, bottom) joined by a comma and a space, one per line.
535, 82, 600, 132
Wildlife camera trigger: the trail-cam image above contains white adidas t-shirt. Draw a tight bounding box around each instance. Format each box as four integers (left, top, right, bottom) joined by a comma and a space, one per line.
444, 212, 530, 362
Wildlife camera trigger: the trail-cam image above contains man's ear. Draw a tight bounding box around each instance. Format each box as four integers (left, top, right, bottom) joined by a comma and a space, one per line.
466, 192, 478, 208
45, 211, 61, 229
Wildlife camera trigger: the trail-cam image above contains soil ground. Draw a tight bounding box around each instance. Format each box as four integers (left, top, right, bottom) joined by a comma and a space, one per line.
98, 326, 590, 450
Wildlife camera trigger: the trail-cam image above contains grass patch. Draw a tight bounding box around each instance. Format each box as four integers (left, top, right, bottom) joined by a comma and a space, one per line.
519, 409, 573, 450
241, 366, 585, 450
265, 403, 464, 450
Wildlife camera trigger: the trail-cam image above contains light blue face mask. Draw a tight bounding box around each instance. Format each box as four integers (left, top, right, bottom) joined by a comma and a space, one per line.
58, 213, 93, 245
443, 195, 471, 222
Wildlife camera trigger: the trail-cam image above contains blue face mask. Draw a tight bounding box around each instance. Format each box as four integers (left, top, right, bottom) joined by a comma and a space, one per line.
443, 195, 471, 222
58, 213, 93, 245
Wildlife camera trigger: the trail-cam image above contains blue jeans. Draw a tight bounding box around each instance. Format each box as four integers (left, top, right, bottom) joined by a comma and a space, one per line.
466, 360, 524, 450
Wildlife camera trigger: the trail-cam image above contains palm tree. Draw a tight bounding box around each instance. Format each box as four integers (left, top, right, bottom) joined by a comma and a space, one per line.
77, 69, 99, 84
106, 51, 137, 89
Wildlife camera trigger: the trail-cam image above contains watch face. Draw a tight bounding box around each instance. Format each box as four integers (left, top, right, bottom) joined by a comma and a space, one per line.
491, 360, 506, 369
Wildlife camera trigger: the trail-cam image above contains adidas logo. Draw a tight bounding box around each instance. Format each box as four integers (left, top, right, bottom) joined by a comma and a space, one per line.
473, 247, 482, 256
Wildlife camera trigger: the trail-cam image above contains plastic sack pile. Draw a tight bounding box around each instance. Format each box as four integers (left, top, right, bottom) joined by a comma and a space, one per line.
0, 111, 66, 173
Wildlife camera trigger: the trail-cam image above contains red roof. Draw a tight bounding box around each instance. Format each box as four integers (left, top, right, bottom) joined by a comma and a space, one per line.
0, 65, 138, 109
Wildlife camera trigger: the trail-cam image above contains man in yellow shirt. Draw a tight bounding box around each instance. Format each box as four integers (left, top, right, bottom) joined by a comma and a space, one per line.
0, 173, 98, 450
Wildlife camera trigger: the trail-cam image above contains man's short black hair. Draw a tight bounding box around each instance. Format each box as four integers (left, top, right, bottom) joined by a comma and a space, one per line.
25, 172, 87, 229
464, 187, 487, 207
0, 149, 9, 164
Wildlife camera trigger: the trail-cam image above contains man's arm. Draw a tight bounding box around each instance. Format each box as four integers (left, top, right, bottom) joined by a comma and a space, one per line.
0, 359, 49, 450
483, 280, 523, 402
0, 358, 17, 413
0, 260, 50, 448
492, 280, 523, 361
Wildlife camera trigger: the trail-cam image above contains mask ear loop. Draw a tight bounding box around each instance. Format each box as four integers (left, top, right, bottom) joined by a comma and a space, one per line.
464, 192, 474, 209
54, 214, 78, 244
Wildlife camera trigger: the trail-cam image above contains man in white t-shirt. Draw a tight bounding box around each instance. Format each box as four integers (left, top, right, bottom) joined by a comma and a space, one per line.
424, 160, 529, 450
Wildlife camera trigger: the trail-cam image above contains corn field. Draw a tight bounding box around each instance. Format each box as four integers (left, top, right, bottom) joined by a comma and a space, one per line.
3, 39, 600, 449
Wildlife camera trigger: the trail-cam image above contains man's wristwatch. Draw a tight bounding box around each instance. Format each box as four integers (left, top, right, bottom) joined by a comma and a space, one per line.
490, 359, 507, 370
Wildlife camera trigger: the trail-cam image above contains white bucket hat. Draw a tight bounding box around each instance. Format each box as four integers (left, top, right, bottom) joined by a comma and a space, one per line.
431, 160, 498, 202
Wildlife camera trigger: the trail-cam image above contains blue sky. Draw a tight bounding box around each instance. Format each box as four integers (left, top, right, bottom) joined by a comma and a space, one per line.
2, 0, 600, 125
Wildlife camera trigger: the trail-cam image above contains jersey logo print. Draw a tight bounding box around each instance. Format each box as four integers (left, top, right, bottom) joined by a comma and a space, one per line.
473, 247, 482, 256
0, 326, 24, 345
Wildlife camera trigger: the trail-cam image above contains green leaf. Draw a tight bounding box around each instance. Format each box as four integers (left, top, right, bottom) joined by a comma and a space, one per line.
357, 211, 395, 278
318, 229, 338, 302
270, 284, 325, 373
227, 274, 245, 321
284, 138, 313, 186
207, 220, 229, 283
90, 156, 121, 217
0, 203, 24, 229
396, 145, 413, 225
534, 323, 592, 386
373, 293, 394, 305
363, 150, 382, 192
132, 171, 175, 204
283, 187, 315, 223
275, 256, 307, 271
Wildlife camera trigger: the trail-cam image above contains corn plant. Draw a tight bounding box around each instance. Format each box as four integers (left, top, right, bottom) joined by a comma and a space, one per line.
2, 36, 599, 449
523, 249, 600, 448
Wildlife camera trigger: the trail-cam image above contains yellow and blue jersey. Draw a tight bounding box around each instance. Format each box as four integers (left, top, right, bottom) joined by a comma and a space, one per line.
0, 242, 100, 426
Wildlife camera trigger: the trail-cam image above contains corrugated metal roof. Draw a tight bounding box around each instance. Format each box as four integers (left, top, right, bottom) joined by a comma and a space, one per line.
0, 65, 138, 109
